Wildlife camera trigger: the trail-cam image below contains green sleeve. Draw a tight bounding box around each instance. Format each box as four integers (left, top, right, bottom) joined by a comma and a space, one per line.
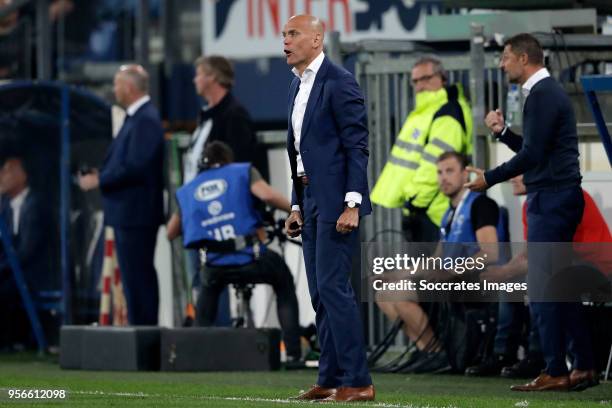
404, 116, 466, 208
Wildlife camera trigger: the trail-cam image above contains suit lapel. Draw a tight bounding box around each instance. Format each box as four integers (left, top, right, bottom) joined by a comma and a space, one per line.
300, 57, 329, 142
18, 192, 32, 234
0, 196, 12, 234
287, 78, 300, 142
104, 113, 132, 164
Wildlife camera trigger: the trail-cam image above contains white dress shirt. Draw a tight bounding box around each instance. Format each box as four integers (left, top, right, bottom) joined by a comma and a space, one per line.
291, 51, 325, 176
290, 52, 361, 211
126, 95, 151, 116
500, 67, 550, 136
521, 67, 550, 99
10, 187, 29, 235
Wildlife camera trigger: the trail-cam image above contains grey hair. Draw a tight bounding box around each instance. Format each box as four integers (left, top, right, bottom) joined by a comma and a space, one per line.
118, 64, 149, 93
194, 55, 235, 90
413, 55, 447, 82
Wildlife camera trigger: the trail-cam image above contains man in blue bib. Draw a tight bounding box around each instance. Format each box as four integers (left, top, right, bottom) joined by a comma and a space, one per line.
167, 141, 302, 364
376, 151, 506, 373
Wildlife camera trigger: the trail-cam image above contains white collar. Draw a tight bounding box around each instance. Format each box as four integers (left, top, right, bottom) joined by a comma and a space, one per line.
292, 52, 325, 79
126, 95, 151, 116
522, 67, 550, 97
451, 189, 471, 213
10, 187, 29, 209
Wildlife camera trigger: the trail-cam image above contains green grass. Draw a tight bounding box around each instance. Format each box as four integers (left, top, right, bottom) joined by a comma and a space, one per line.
0, 353, 610, 407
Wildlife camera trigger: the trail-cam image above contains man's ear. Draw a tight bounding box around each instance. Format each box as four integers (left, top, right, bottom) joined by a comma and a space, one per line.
313, 32, 322, 48
124, 82, 135, 96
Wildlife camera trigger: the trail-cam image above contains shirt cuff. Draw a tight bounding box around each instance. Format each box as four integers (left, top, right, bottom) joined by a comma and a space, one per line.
344, 192, 362, 204
291, 205, 301, 212
499, 126, 508, 136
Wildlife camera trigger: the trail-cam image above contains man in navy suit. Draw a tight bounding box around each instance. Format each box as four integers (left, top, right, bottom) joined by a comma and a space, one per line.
282, 15, 374, 402
0, 151, 57, 347
79, 64, 165, 325
466, 34, 596, 391
0, 153, 55, 293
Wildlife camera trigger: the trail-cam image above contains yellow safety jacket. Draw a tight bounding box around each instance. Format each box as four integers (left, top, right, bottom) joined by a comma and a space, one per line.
370, 84, 473, 226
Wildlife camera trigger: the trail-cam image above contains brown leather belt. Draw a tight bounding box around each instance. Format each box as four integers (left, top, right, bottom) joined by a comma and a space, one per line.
300, 175, 309, 185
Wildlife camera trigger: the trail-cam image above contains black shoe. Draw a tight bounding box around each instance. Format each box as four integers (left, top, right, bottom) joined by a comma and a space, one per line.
465, 354, 514, 377
569, 369, 600, 392
379, 348, 421, 373
501, 358, 544, 379
399, 348, 425, 367
400, 350, 451, 374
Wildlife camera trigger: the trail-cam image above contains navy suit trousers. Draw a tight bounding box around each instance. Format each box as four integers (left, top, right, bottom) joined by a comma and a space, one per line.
526, 186, 593, 376
114, 227, 159, 325
301, 186, 371, 387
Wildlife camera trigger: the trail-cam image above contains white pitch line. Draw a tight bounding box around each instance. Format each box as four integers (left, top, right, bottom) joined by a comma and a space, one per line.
1, 388, 455, 408
68, 389, 441, 408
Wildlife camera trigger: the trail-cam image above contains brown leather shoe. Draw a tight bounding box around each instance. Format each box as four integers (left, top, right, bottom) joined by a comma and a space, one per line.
290, 385, 336, 400
319, 385, 375, 402
511, 373, 569, 391
569, 369, 599, 391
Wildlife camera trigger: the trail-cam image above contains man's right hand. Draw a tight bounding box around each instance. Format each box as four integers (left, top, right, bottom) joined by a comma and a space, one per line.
285, 210, 303, 238
484, 109, 505, 134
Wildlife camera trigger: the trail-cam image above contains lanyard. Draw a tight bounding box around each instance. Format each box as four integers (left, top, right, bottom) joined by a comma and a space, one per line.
442, 189, 471, 239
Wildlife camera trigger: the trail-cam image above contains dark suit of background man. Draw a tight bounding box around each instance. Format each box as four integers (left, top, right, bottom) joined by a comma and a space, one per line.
0, 152, 56, 348
466, 33, 597, 392
283, 15, 374, 403
79, 64, 165, 326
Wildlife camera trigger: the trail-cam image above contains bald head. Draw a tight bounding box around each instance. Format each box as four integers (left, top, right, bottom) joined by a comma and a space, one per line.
283, 14, 325, 75
291, 14, 324, 34
113, 64, 149, 108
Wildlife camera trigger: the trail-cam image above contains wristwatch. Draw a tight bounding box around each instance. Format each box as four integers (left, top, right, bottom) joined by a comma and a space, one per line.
345, 200, 360, 209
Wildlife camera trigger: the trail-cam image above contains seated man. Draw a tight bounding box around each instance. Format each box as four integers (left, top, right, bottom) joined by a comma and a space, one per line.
375, 151, 505, 373
0, 150, 57, 349
167, 141, 302, 364
477, 174, 611, 390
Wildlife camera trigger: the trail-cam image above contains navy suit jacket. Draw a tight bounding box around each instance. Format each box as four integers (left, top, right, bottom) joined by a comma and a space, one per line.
100, 101, 165, 228
484, 77, 581, 192
287, 57, 372, 223
0, 192, 57, 293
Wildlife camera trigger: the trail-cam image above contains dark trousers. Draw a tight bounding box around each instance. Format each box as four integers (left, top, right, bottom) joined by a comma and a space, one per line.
402, 211, 440, 243
301, 185, 371, 388
0, 275, 28, 348
526, 186, 593, 376
187, 249, 231, 326
114, 227, 159, 325
197, 250, 301, 359
494, 301, 541, 358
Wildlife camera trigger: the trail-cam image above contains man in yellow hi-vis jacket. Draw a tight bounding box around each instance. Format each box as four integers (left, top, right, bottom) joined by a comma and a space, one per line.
370, 56, 473, 242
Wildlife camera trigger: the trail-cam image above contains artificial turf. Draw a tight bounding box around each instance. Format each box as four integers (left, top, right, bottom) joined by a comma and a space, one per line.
0, 353, 610, 407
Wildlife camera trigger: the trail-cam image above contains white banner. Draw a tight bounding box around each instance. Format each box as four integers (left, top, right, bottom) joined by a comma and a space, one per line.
202, 0, 433, 59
